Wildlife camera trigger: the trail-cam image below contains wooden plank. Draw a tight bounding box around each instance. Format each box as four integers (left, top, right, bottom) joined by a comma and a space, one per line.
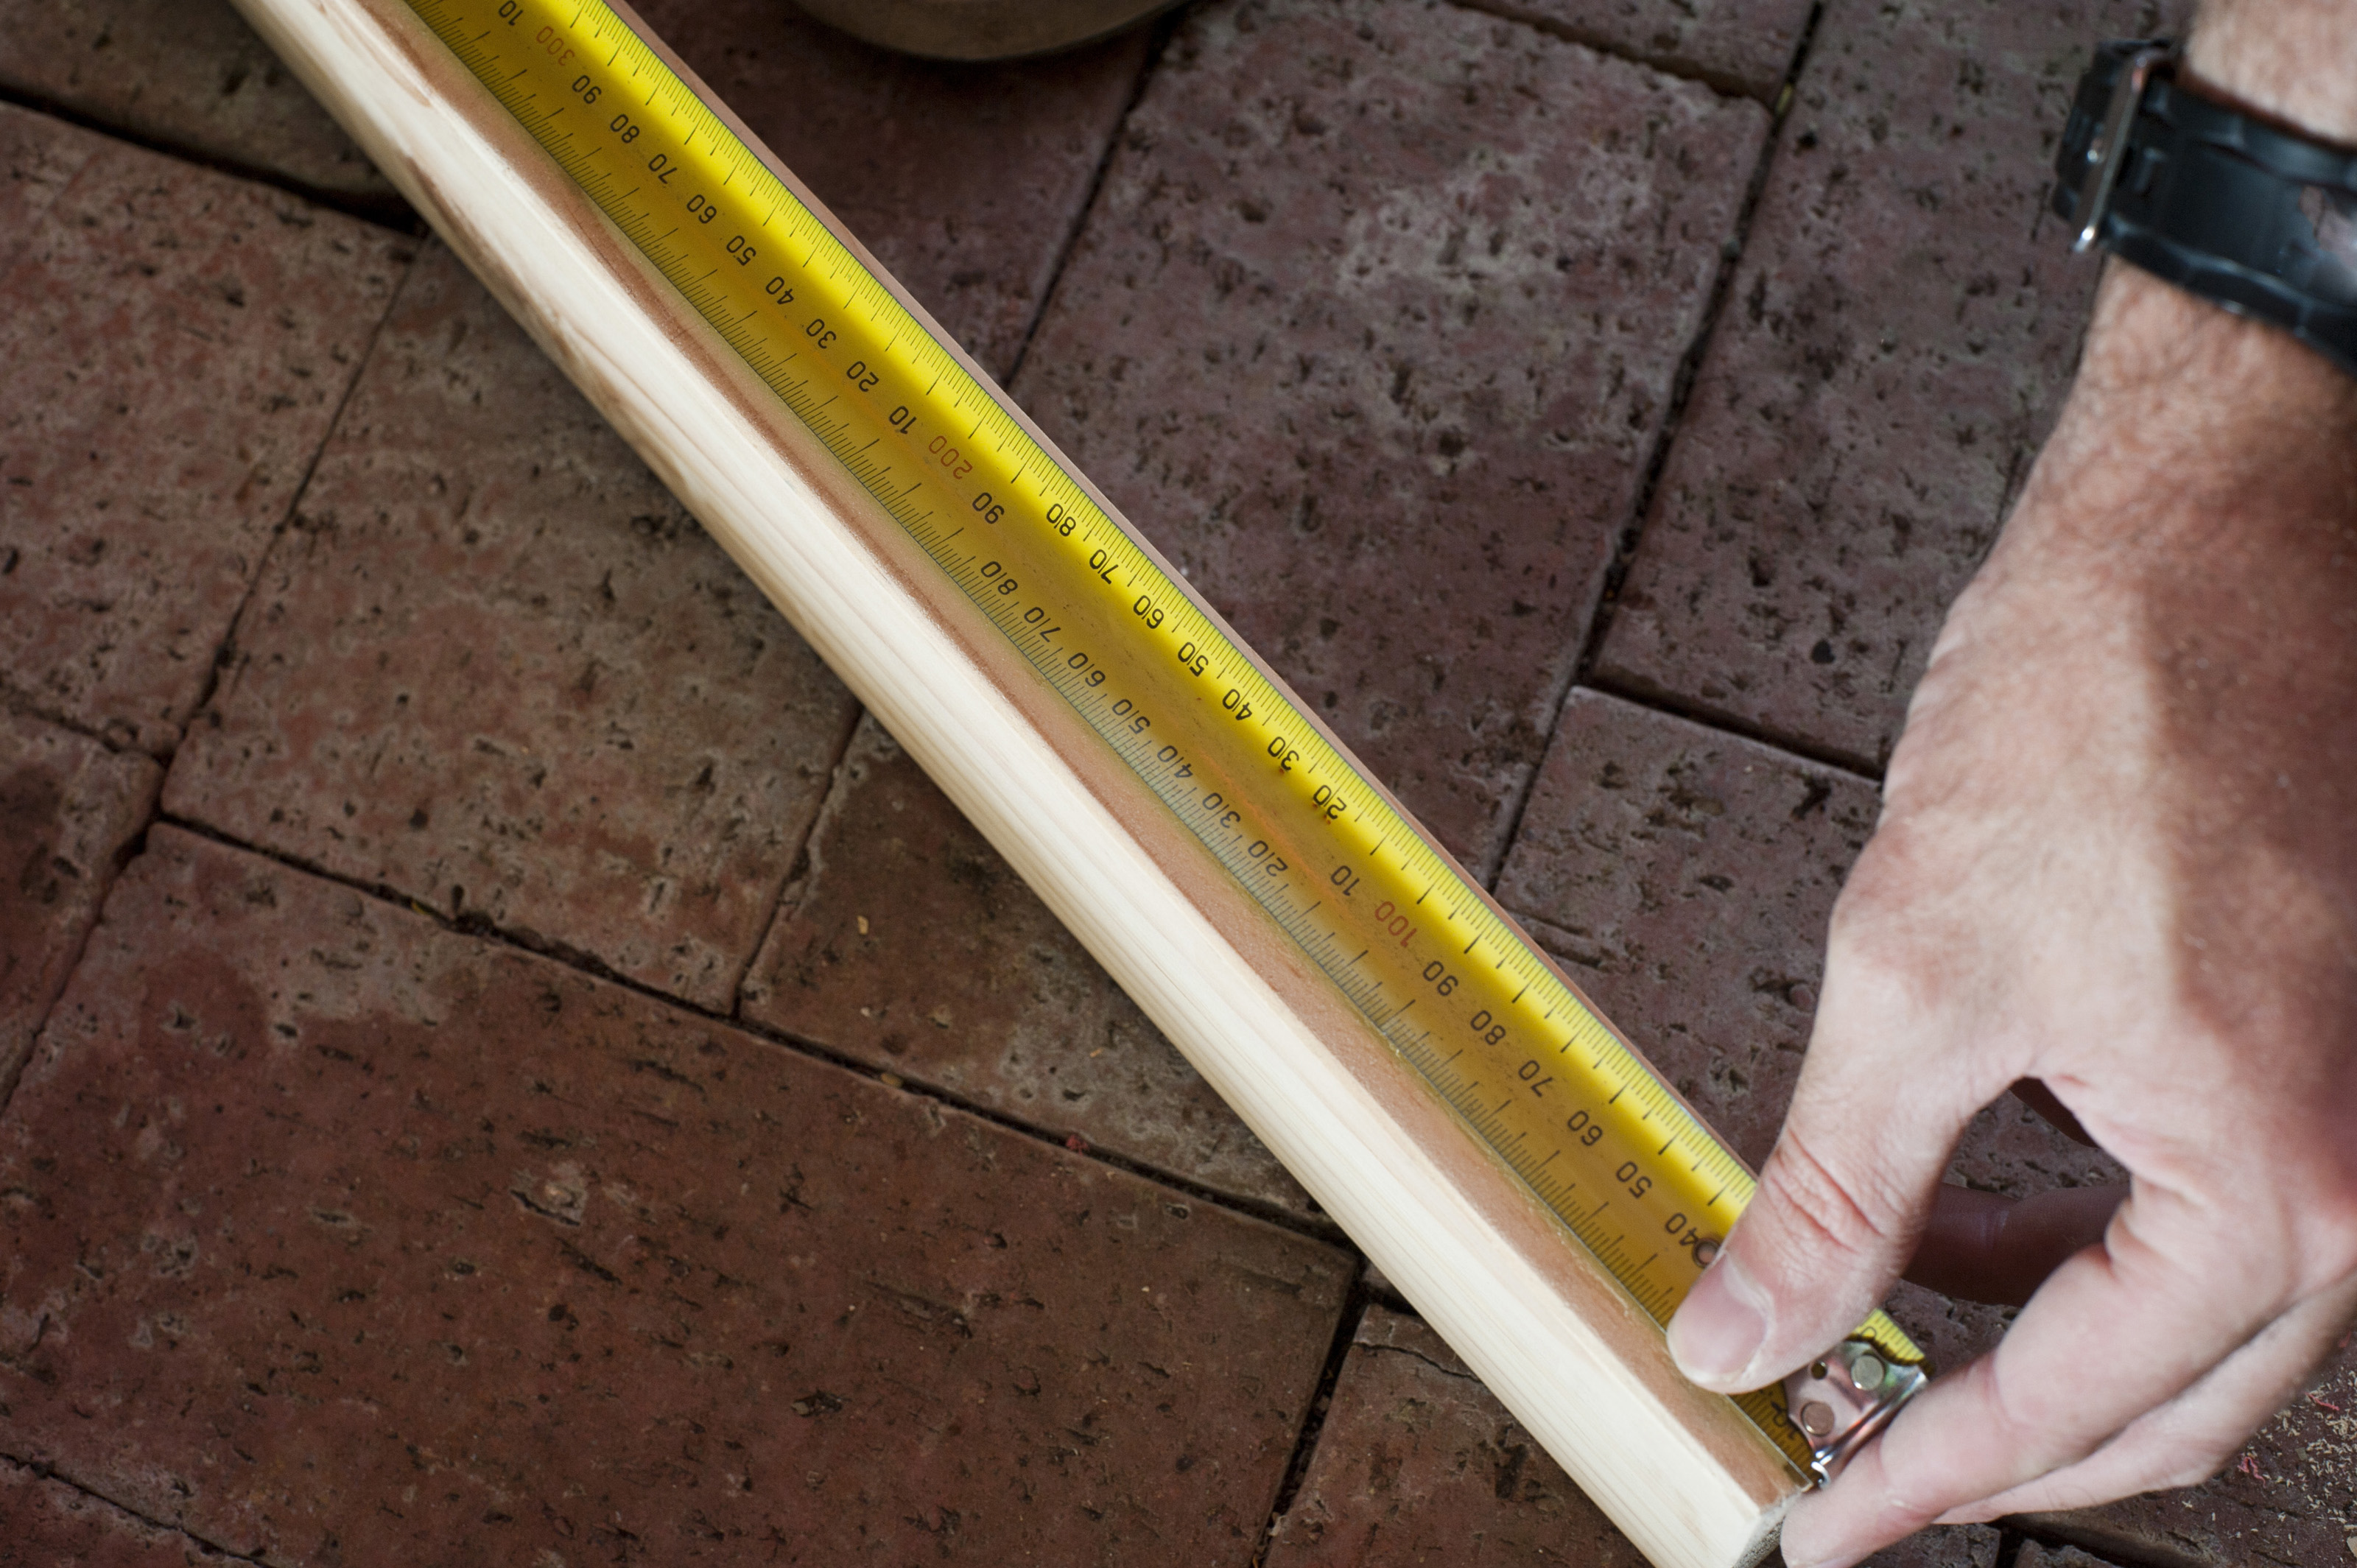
222, 1, 1805, 1561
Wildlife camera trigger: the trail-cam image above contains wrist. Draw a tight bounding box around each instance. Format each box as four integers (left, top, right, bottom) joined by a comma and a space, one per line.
2185, 0, 2357, 144
2074, 262, 2357, 422
2010, 266, 2357, 566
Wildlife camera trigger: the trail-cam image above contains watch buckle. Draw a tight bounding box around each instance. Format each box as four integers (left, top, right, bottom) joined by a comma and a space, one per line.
2069, 42, 2177, 253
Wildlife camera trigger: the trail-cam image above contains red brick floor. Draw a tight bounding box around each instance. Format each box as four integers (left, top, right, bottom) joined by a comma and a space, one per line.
3, 1, 2350, 1565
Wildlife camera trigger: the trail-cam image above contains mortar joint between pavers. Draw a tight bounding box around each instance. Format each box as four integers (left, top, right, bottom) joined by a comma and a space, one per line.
1484, 1, 1830, 892
147, 807, 1363, 1256
0, 1449, 272, 1567
1249, 1279, 1384, 1568
718, 698, 868, 1008
1581, 668, 1889, 783
1000, 7, 1183, 390
1440, 0, 1792, 103
0, 83, 424, 233
174, 246, 425, 779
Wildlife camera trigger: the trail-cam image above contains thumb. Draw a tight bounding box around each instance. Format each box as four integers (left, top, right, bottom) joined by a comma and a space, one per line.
1667, 960, 1986, 1393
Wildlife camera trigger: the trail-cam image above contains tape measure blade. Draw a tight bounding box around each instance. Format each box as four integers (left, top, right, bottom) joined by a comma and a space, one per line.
597, 0, 1153, 590
596, 0, 1651, 1126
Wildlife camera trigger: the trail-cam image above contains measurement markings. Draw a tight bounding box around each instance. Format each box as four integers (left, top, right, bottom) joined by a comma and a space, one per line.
412, 0, 1917, 1475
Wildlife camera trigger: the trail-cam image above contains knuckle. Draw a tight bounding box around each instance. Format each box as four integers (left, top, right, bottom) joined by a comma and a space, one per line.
1757, 1124, 1911, 1266
1822, 843, 1958, 1018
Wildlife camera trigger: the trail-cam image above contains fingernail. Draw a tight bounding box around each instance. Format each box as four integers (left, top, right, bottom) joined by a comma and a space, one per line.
1666, 1252, 1767, 1386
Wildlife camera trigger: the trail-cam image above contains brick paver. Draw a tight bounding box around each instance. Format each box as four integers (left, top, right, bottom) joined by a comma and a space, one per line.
1015, 0, 1766, 876
0, 1457, 222, 1567
1262, 1306, 1650, 1568
0, 102, 103, 275
1497, 688, 1872, 1167
740, 717, 1312, 1214
1263, 1304, 2002, 1568
0, 828, 1354, 1564
0, 0, 397, 207
1595, 0, 2189, 769
1500, 689, 2118, 1205
634, 0, 1152, 379
0, 707, 158, 1103
0, 109, 410, 755
1483, 0, 1813, 96
166, 245, 860, 1011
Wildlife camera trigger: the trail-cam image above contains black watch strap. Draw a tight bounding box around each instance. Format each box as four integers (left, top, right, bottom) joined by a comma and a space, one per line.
2051, 39, 2357, 379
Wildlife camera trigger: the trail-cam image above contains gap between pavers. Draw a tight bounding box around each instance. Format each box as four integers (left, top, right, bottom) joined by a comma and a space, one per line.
1594, 0, 2195, 771
0, 0, 400, 210
0, 706, 161, 1111
1445, 0, 1815, 99
740, 714, 1316, 1217
0, 1451, 245, 1567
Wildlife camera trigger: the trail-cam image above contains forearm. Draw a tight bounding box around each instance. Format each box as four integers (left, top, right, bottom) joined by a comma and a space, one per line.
2188, 0, 2357, 140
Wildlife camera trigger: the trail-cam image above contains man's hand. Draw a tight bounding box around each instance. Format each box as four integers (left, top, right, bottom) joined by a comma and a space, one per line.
1665, 5, 2357, 1561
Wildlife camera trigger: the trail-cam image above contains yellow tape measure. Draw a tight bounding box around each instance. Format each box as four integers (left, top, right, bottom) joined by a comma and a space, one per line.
407, 0, 1922, 1472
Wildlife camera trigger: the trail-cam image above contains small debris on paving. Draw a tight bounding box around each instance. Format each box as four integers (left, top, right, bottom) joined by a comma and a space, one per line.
0, 0, 2343, 1564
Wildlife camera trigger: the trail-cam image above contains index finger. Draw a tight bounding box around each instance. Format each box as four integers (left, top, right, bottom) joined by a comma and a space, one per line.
1776, 1178, 2299, 1567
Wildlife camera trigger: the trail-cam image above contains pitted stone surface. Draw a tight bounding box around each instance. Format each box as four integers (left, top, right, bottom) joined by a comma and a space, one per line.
1014, 0, 1766, 876
1483, 0, 1813, 96
740, 717, 1311, 1214
0, 829, 1354, 1565
1494, 689, 2118, 1372
1596, 0, 2191, 769
0, 708, 160, 1100
0, 116, 409, 754
1262, 1305, 2001, 1568
0, 104, 104, 276
0, 1457, 225, 1567
634, 0, 1151, 379
166, 245, 860, 1011
0, 0, 398, 207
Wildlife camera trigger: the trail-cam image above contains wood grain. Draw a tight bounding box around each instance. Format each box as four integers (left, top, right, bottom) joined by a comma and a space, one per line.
222, 1, 1806, 1561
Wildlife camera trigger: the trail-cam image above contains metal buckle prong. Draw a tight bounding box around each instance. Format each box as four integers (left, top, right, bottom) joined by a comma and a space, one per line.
2071, 43, 2176, 253
1782, 1337, 1930, 1484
